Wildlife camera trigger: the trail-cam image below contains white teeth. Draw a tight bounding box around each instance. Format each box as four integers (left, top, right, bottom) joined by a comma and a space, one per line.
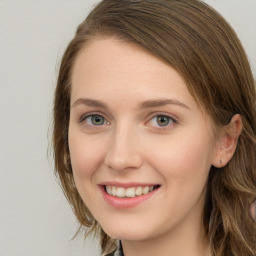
125, 187, 135, 197
112, 186, 117, 196
116, 187, 126, 198
143, 186, 149, 195
135, 186, 142, 196
106, 186, 112, 195
105, 185, 158, 198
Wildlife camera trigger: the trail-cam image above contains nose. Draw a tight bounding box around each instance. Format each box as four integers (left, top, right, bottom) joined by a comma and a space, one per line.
104, 125, 143, 172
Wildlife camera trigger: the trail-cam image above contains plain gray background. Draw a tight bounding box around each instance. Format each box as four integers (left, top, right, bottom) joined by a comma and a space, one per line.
0, 1, 255, 255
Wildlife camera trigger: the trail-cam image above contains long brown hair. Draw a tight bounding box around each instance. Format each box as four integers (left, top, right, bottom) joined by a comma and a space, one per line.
53, 0, 256, 255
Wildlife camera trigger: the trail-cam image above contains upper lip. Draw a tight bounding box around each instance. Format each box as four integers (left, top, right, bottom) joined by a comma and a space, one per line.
99, 181, 160, 188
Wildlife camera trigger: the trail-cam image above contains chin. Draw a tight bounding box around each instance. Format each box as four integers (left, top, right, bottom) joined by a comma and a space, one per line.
101, 222, 154, 241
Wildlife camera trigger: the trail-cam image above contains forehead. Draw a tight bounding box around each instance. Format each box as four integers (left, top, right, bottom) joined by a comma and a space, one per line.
72, 37, 181, 86
71, 37, 196, 107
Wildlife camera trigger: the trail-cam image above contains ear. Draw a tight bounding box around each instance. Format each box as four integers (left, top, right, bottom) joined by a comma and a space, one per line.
249, 200, 256, 222
212, 114, 242, 168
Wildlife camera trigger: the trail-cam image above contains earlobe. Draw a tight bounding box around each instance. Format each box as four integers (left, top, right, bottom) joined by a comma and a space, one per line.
212, 114, 242, 168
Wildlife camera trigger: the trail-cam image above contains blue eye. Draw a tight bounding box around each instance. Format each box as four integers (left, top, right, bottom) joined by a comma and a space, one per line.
149, 115, 175, 127
81, 115, 109, 126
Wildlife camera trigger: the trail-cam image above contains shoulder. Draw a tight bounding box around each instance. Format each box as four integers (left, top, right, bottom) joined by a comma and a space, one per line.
104, 252, 115, 256
104, 247, 123, 256
104, 250, 120, 256
103, 241, 124, 256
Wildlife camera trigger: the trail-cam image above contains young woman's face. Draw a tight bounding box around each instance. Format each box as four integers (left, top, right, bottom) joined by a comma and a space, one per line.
69, 37, 219, 242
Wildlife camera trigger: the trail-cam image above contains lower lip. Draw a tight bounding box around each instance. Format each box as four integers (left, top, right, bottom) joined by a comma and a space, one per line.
100, 186, 160, 209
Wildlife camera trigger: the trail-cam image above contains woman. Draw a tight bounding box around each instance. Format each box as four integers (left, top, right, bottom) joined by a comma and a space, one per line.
52, 0, 256, 255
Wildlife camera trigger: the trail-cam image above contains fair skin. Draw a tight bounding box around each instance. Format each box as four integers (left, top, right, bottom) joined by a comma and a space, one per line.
68, 37, 242, 256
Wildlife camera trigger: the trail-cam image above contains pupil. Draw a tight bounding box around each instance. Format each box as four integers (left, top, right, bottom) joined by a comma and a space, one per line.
92, 116, 104, 125
157, 116, 169, 126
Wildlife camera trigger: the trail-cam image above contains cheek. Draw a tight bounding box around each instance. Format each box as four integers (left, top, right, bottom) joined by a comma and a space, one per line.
146, 129, 213, 181
145, 131, 213, 219
68, 131, 106, 179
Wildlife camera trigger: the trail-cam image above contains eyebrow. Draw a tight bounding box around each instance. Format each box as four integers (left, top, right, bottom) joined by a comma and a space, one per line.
71, 98, 108, 109
140, 99, 190, 110
71, 98, 190, 110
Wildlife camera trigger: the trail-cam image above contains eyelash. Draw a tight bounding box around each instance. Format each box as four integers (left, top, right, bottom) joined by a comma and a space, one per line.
79, 113, 110, 127
79, 113, 177, 130
147, 114, 177, 130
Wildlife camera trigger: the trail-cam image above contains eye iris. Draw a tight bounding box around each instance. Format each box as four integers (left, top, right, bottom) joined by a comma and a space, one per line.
91, 116, 104, 125
157, 116, 169, 126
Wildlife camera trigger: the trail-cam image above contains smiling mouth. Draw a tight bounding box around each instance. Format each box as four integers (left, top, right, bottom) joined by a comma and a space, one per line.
103, 185, 161, 198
